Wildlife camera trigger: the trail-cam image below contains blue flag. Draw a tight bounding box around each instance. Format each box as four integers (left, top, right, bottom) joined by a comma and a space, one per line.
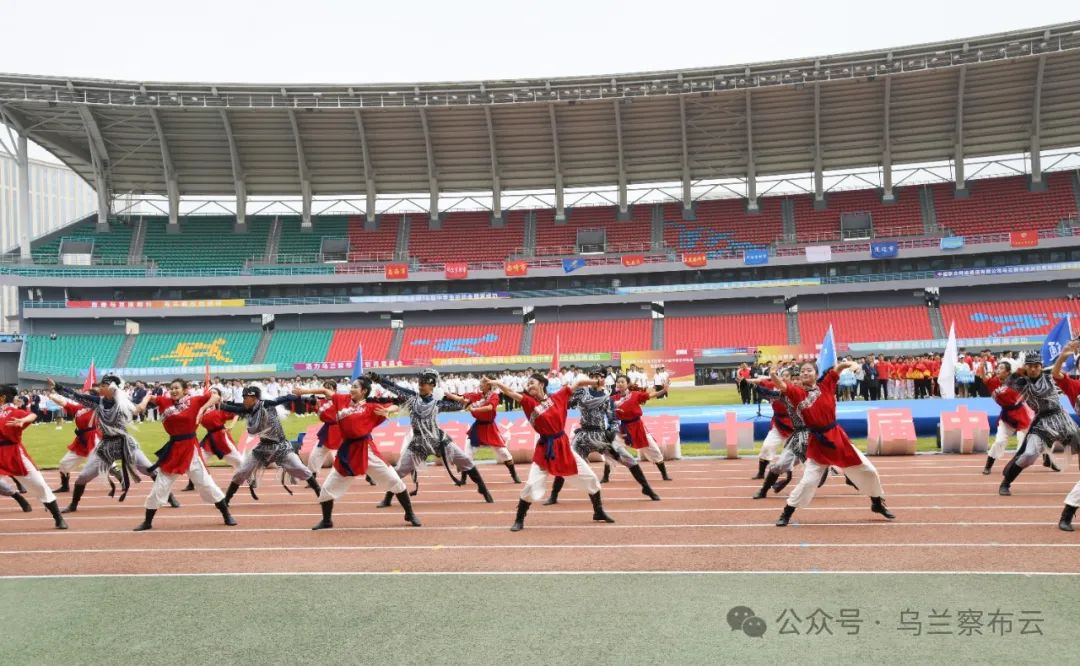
1042, 316, 1075, 371
351, 345, 365, 381
562, 257, 586, 273
940, 236, 965, 251
871, 241, 898, 258
817, 325, 837, 379
743, 249, 769, 265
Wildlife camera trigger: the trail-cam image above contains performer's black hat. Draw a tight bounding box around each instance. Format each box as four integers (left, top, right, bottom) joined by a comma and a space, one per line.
242, 385, 262, 399
1023, 356, 1043, 366
419, 370, 439, 386
587, 365, 605, 378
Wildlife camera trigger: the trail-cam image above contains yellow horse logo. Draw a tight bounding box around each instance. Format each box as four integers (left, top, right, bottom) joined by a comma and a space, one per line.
151, 338, 233, 367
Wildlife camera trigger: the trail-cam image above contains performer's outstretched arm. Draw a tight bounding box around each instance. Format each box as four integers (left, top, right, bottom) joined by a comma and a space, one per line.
1052, 341, 1078, 380
486, 378, 523, 404
47, 378, 100, 407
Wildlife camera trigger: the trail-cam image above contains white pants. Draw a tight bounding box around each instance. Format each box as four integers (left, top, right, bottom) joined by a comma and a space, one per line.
615, 432, 664, 464
221, 450, 244, 470
1066, 481, 1080, 508
308, 446, 337, 474
468, 443, 513, 464
318, 452, 405, 501
787, 449, 883, 509
759, 428, 784, 461
144, 453, 225, 510
9, 454, 56, 505
521, 450, 600, 503
989, 423, 1026, 460
57, 450, 90, 475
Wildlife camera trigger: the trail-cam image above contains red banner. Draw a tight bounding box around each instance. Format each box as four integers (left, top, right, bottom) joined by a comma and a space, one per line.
1009, 230, 1039, 248
384, 263, 409, 280
621, 254, 645, 267
444, 262, 468, 280
682, 252, 707, 268
504, 260, 528, 277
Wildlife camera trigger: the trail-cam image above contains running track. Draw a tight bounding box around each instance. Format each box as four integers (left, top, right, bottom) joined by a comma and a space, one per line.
3, 456, 1079, 576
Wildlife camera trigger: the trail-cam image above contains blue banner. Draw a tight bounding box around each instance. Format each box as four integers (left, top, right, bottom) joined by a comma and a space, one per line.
562, 258, 586, 273
1042, 316, 1076, 372
817, 326, 837, 379
870, 241, 898, 259
940, 236, 965, 251
743, 249, 769, 265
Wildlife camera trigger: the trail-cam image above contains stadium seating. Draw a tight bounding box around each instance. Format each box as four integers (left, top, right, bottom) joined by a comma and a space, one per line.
532, 319, 651, 354
275, 216, 350, 262
664, 313, 788, 349
932, 172, 1078, 236
401, 324, 522, 358
940, 298, 1080, 339
533, 205, 651, 256
410, 211, 523, 263
347, 215, 398, 262
31, 219, 134, 264
141, 216, 272, 271
325, 328, 395, 362
22, 334, 125, 375
126, 332, 261, 368
662, 198, 782, 256
798, 306, 935, 343
262, 329, 335, 369
791, 187, 924, 242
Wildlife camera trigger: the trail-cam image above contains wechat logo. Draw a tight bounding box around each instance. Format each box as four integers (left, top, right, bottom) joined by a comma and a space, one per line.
728, 606, 767, 638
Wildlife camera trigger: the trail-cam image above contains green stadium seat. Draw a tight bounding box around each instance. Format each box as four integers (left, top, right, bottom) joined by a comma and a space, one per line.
22, 334, 125, 375
262, 329, 335, 370
126, 332, 260, 368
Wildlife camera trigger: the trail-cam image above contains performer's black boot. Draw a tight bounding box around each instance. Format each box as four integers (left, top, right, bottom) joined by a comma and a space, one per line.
467, 467, 493, 503
752, 458, 768, 480
306, 476, 321, 497
754, 471, 779, 499
982, 456, 995, 475
133, 508, 156, 531
44, 500, 67, 529
54, 472, 70, 493
13, 478, 26, 493
656, 462, 671, 481
772, 471, 793, 494
999, 459, 1023, 496
601, 464, 612, 484
505, 461, 521, 484
13, 493, 32, 512
167, 493, 181, 508
376, 491, 394, 508
365, 475, 376, 486
817, 467, 830, 488
510, 499, 530, 532
1043, 454, 1061, 472
395, 491, 421, 526
223, 481, 240, 505
870, 496, 895, 520
589, 492, 615, 523
216, 500, 237, 526
630, 464, 661, 501
312, 500, 334, 530
775, 504, 796, 527
544, 477, 565, 505
61, 484, 85, 513
182, 479, 195, 492
1059, 504, 1077, 532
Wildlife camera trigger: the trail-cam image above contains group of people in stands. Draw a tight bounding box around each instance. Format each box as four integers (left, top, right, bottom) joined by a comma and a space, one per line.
737, 349, 1027, 403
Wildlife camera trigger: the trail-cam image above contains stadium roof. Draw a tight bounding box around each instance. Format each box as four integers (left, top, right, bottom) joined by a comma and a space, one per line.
2, 22, 1080, 220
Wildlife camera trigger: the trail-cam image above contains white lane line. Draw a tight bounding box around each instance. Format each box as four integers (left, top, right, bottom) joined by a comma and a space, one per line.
3, 542, 1079, 556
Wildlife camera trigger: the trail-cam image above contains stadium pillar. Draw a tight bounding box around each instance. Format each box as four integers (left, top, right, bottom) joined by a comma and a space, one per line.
614, 101, 628, 217
353, 110, 377, 224
418, 108, 439, 223
1030, 55, 1046, 186
16, 133, 31, 262
75, 107, 112, 231
485, 107, 502, 222
287, 109, 313, 228
549, 104, 566, 223
149, 109, 180, 229
813, 84, 824, 204
219, 110, 247, 230
882, 77, 894, 203
744, 91, 759, 212
953, 66, 967, 193
679, 96, 692, 214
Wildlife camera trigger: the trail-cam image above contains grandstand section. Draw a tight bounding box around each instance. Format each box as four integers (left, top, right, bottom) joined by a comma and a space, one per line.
663, 199, 782, 257
534, 205, 651, 256
532, 305, 652, 354
261, 329, 335, 368
665, 313, 788, 349
22, 333, 124, 374
409, 210, 523, 263
141, 216, 272, 270
29, 217, 133, 265
931, 172, 1078, 236
402, 323, 522, 358
941, 296, 1080, 339
798, 305, 935, 344
347, 215, 398, 262
125, 331, 261, 368
326, 327, 395, 362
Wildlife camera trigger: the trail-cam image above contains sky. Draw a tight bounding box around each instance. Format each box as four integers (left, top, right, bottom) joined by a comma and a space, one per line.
2, 0, 1076, 163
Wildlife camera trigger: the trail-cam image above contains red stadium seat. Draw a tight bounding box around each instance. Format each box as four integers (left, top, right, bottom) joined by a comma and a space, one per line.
532, 319, 651, 354
940, 298, 1080, 339
401, 323, 522, 359
410, 210, 525, 264
534, 205, 651, 256
932, 172, 1077, 237
663, 198, 783, 255
326, 328, 394, 361
347, 215, 398, 262
664, 313, 788, 349
798, 306, 934, 343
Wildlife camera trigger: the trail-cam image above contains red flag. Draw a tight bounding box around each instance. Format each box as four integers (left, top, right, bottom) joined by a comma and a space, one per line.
385, 263, 409, 280
682, 252, 707, 268
621, 254, 645, 267
550, 334, 560, 375
204, 359, 211, 388
1009, 230, 1039, 248
505, 260, 528, 277
82, 359, 97, 391
444, 262, 468, 280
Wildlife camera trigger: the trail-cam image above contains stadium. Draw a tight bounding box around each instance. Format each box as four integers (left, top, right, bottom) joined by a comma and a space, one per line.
2, 9, 1080, 662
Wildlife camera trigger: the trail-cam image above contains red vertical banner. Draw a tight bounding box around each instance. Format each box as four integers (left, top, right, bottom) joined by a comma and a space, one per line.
444, 262, 468, 280
621, 254, 645, 267
682, 252, 707, 268
82, 359, 97, 391
385, 263, 409, 280
504, 260, 529, 277
1009, 230, 1039, 248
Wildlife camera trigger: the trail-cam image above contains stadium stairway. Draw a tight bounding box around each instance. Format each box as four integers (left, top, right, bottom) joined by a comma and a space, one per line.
918, 185, 938, 233
650, 205, 665, 251
388, 327, 405, 361
786, 311, 800, 344
928, 304, 946, 339
395, 216, 411, 261
652, 317, 664, 350
128, 219, 146, 262
519, 323, 534, 355
522, 210, 537, 257
115, 334, 137, 368
253, 330, 272, 364
781, 199, 796, 241
1072, 170, 1080, 214
265, 218, 283, 262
